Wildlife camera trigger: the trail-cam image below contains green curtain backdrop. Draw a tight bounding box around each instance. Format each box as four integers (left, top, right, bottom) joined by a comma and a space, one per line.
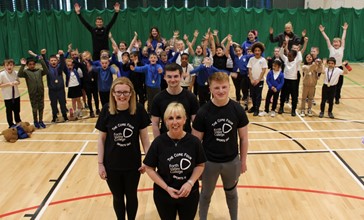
1, 7, 363, 63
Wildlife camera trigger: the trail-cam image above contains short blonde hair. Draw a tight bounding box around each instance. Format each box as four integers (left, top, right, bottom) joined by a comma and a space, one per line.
163, 102, 186, 130
208, 72, 230, 85
109, 77, 137, 115
333, 37, 342, 45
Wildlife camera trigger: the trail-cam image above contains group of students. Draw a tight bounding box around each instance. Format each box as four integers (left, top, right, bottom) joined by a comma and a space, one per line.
0, 3, 352, 219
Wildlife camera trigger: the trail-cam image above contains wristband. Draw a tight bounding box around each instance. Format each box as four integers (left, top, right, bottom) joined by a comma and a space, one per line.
187, 180, 194, 186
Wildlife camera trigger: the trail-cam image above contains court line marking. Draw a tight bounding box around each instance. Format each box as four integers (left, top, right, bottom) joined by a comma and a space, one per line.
2, 148, 364, 155
319, 139, 364, 190
1, 185, 363, 218
27, 128, 364, 135
33, 141, 89, 220
2, 135, 360, 143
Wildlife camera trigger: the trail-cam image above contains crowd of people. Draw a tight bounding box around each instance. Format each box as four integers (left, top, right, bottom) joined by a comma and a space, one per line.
0, 2, 351, 219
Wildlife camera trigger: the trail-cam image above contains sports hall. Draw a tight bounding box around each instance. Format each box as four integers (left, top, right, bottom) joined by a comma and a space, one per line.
0, 0, 363, 219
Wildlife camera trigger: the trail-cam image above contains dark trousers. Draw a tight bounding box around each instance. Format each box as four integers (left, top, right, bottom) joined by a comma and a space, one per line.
130, 74, 146, 106
99, 91, 110, 108
106, 169, 141, 220
321, 84, 336, 113
335, 75, 344, 101
264, 89, 280, 112
232, 74, 249, 101
146, 86, 161, 113
29, 93, 44, 122
49, 89, 67, 119
85, 87, 99, 113
198, 85, 210, 107
280, 79, 298, 111
250, 81, 264, 112
4, 97, 21, 127
154, 186, 199, 220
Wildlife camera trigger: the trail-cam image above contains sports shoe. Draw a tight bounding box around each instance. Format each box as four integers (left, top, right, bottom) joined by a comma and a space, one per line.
312, 100, 316, 106
270, 111, 276, 117
300, 110, 305, 117
335, 100, 340, 104
253, 111, 259, 116
278, 107, 284, 114
77, 110, 83, 120
328, 112, 334, 119
319, 112, 324, 118
34, 121, 40, 129
259, 111, 268, 117
90, 112, 95, 118
39, 121, 46, 128
307, 109, 313, 117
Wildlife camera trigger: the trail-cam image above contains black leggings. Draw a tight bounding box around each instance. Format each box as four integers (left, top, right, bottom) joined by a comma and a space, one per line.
106, 169, 141, 220
153, 186, 199, 220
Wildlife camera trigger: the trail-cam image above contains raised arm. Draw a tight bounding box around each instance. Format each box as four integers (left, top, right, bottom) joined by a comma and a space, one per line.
269, 27, 280, 43
74, 3, 93, 32
341, 22, 348, 48
105, 2, 120, 31
300, 37, 308, 54
319, 24, 332, 48
17, 58, 27, 78
127, 32, 138, 52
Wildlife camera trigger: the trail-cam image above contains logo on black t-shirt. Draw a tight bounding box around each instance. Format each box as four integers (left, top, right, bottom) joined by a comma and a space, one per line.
167, 153, 192, 180
212, 118, 233, 143
112, 123, 134, 147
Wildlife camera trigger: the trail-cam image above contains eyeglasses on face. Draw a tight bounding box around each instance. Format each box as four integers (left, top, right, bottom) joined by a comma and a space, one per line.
113, 91, 131, 97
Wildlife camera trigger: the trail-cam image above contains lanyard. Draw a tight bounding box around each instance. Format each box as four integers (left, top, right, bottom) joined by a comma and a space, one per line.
151, 65, 158, 83
327, 68, 334, 84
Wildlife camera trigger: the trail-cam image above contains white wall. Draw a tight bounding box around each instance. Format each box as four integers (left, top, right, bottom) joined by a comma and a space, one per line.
305, 0, 364, 9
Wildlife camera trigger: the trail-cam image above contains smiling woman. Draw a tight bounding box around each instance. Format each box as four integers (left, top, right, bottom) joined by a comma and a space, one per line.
95, 77, 151, 219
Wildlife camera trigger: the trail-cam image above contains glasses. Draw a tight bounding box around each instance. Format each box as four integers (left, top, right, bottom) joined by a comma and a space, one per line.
114, 91, 131, 97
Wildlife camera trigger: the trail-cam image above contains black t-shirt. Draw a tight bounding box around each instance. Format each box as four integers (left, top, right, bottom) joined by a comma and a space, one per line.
143, 133, 206, 191
151, 89, 199, 134
192, 99, 249, 163
213, 54, 228, 70
95, 103, 151, 171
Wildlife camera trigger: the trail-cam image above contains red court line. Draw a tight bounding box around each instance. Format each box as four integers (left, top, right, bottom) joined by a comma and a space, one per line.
1, 185, 363, 218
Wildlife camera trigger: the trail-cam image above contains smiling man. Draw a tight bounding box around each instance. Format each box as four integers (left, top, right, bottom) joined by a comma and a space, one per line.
74, 2, 120, 61
192, 71, 249, 220
150, 63, 199, 138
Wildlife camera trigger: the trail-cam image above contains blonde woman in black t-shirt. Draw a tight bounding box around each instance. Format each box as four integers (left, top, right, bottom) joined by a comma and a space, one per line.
96, 77, 150, 220
144, 102, 206, 220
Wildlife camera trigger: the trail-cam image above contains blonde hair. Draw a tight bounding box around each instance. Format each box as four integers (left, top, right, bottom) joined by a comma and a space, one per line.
208, 72, 230, 85
109, 77, 137, 115
333, 37, 342, 45
285, 21, 293, 32
163, 102, 186, 130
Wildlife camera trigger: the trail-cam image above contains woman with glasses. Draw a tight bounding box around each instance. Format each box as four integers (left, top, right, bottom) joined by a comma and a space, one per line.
95, 77, 151, 220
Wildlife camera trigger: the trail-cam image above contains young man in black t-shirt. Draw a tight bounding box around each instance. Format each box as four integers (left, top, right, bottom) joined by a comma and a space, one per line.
151, 63, 199, 138
192, 72, 249, 220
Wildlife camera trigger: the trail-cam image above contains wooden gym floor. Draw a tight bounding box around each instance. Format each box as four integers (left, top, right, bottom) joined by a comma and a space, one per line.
0, 64, 363, 219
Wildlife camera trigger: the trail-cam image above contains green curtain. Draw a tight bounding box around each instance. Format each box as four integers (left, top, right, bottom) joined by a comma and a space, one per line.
1, 7, 363, 64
